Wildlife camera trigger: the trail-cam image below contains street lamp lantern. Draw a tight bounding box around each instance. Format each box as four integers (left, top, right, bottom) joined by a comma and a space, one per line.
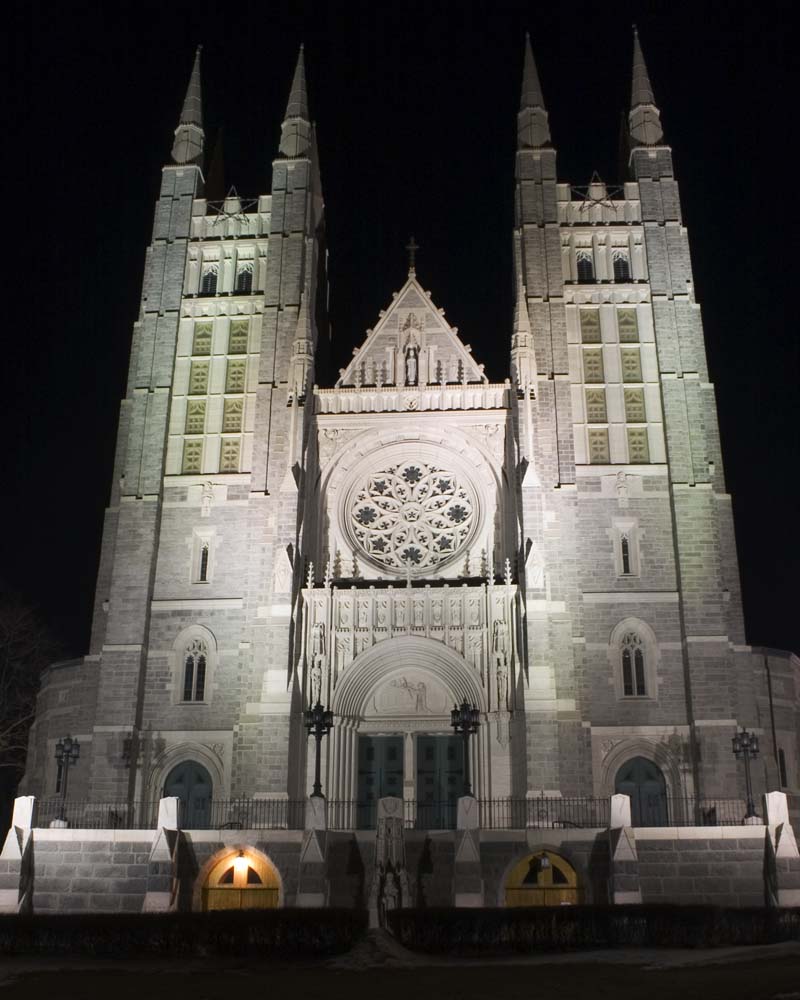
54, 735, 80, 820
731, 728, 760, 820
304, 702, 334, 799
450, 699, 480, 797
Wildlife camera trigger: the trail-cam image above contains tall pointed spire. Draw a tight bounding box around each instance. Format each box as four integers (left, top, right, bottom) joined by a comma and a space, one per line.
171, 46, 205, 166
518, 34, 551, 148
629, 27, 664, 146
279, 45, 312, 158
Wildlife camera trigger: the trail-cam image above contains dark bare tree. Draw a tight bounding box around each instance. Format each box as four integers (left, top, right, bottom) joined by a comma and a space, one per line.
0, 592, 61, 777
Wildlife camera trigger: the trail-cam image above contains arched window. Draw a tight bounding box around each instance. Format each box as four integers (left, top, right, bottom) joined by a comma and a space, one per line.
235, 261, 253, 294
612, 249, 631, 282
199, 544, 210, 583
183, 638, 208, 701
621, 631, 646, 696
779, 748, 788, 788
200, 263, 219, 296
621, 534, 631, 575
576, 249, 595, 283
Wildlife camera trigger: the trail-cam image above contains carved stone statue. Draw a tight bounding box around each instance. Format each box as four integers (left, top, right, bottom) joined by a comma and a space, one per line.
405, 347, 418, 386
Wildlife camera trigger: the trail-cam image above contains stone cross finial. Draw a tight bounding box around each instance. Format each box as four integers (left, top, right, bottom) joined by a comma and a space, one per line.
405, 236, 419, 274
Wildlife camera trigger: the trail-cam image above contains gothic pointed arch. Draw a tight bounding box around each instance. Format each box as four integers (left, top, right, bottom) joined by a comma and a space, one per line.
171, 623, 218, 705
606, 616, 659, 701
331, 635, 486, 721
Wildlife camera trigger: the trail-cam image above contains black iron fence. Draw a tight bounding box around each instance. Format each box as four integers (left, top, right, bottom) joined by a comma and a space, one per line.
201, 798, 306, 830
34, 800, 156, 830
480, 797, 611, 830
29, 795, 759, 831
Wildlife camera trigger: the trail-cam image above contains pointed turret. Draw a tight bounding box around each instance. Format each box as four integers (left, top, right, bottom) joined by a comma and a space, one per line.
629, 27, 664, 146
510, 277, 538, 391
279, 45, 312, 158
518, 34, 551, 149
289, 291, 314, 401
171, 46, 204, 166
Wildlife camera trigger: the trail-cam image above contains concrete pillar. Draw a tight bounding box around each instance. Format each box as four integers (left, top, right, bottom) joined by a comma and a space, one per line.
0, 796, 36, 913
296, 796, 329, 907
607, 793, 642, 905
454, 796, 483, 907
763, 791, 800, 907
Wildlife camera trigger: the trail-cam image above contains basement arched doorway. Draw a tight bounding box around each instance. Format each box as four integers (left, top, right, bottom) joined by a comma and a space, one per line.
505, 851, 581, 906
202, 849, 281, 910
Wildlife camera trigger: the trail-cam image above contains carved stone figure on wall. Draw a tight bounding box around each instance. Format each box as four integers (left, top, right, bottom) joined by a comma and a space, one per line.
493, 619, 510, 708
310, 623, 325, 705
390, 677, 429, 713
525, 539, 546, 590
311, 623, 325, 659
200, 481, 214, 518
616, 471, 629, 509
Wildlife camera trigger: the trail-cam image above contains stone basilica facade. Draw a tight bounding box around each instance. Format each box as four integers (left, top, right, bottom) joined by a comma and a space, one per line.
6, 34, 799, 915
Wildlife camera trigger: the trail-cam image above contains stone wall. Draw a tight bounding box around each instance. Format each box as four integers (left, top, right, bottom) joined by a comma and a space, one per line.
31, 831, 154, 914
635, 828, 766, 907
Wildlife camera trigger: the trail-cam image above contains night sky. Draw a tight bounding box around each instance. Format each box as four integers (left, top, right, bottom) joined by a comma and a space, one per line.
6, 0, 797, 659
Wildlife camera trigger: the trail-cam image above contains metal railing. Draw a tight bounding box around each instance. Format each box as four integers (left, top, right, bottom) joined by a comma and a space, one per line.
633, 796, 751, 828
34, 800, 156, 830
197, 798, 306, 830
480, 797, 611, 830
30, 794, 760, 831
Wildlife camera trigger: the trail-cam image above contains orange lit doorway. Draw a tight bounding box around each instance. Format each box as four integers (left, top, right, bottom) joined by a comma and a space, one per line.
202, 851, 280, 910
505, 851, 581, 906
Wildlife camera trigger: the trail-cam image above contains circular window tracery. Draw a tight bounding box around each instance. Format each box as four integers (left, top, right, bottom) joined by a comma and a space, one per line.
350, 461, 475, 573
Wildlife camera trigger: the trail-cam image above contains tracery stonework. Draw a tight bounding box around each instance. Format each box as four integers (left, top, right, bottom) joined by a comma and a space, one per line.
349, 460, 475, 574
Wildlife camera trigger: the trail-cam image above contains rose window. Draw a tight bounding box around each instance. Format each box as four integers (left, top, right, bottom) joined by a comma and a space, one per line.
350, 462, 475, 573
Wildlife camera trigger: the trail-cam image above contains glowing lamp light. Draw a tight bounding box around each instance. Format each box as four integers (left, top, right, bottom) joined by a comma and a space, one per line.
233, 850, 248, 880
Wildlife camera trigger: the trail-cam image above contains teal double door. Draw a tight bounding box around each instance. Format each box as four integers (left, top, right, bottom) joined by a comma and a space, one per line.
356, 734, 464, 829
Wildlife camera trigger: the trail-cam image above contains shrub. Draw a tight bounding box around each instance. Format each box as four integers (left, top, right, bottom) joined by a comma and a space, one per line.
0, 909, 367, 958
385, 905, 800, 954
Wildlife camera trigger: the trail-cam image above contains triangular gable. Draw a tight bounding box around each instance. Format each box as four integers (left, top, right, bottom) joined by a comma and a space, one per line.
337, 275, 486, 387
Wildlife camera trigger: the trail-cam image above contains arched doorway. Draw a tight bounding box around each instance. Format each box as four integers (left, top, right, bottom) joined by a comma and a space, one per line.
615, 756, 668, 826
164, 760, 212, 828
505, 851, 581, 906
202, 850, 280, 911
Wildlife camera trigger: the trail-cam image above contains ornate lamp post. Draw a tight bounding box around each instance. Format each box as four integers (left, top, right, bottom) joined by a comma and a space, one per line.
304, 702, 334, 799
55, 735, 80, 820
450, 699, 480, 797
731, 728, 760, 820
